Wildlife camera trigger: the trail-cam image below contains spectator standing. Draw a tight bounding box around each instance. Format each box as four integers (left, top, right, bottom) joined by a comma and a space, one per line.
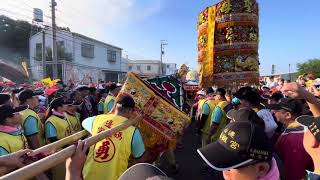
267, 98, 313, 180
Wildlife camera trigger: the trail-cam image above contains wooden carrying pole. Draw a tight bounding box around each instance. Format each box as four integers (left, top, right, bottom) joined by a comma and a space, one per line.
1, 120, 136, 180
30, 130, 88, 156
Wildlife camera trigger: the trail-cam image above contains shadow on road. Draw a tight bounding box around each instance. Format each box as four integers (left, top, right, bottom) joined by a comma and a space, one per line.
159, 122, 224, 180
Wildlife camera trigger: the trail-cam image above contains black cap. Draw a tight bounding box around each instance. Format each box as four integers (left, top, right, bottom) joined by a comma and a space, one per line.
266, 98, 303, 116
234, 87, 261, 106
296, 115, 320, 142
0, 93, 11, 105
50, 97, 68, 109
206, 87, 214, 94
0, 104, 28, 120
18, 89, 43, 102
116, 94, 135, 109
99, 88, 108, 94
119, 163, 168, 180
215, 88, 226, 96
197, 122, 273, 171
106, 82, 117, 91
226, 108, 266, 130
268, 92, 284, 102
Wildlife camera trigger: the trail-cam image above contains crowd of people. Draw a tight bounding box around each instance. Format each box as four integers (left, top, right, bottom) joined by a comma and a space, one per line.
0, 73, 320, 180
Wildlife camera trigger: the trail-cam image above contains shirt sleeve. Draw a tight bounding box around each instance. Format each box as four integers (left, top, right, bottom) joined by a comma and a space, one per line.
131, 128, 145, 158
107, 99, 115, 112
98, 102, 104, 112
45, 122, 57, 139
0, 147, 9, 156
212, 107, 223, 124
201, 103, 210, 115
23, 116, 39, 136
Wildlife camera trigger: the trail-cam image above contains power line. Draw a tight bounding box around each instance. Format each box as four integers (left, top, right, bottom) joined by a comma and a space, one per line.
0, 19, 98, 49
19, 0, 34, 9
3, 2, 72, 28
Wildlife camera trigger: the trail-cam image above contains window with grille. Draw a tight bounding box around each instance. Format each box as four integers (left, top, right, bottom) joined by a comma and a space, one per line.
81, 43, 94, 58
35, 43, 42, 61
107, 50, 117, 62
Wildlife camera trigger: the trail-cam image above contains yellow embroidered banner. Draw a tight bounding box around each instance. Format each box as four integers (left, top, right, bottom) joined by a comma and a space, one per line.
118, 73, 191, 151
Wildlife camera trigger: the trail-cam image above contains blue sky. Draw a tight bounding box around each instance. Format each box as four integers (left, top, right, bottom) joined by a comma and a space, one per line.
1, 0, 320, 75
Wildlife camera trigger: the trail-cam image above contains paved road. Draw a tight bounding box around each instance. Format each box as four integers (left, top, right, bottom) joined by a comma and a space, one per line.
159, 122, 224, 180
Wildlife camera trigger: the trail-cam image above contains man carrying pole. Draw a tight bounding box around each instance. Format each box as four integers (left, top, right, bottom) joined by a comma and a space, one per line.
82, 94, 151, 180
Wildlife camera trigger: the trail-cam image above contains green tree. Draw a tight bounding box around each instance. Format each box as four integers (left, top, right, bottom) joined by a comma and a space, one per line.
297, 58, 320, 77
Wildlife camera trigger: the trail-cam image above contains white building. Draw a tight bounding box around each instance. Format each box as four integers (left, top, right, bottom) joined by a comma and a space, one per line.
29, 27, 124, 83
126, 59, 177, 78
165, 63, 177, 75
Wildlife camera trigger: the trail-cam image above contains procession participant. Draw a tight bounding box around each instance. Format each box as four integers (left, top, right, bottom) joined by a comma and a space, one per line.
82, 94, 151, 180
45, 97, 73, 180
207, 88, 229, 143
97, 89, 108, 115
196, 87, 216, 147
0, 105, 29, 174
197, 121, 280, 180
19, 89, 46, 149
193, 90, 206, 123
75, 85, 91, 121
64, 97, 82, 133
267, 98, 313, 180
0, 104, 28, 156
45, 97, 72, 143
234, 87, 278, 138
88, 87, 98, 115
103, 82, 122, 114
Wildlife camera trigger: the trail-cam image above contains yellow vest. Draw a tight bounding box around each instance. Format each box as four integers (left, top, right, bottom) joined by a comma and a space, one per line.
211, 101, 229, 141
20, 108, 46, 146
104, 95, 115, 114
196, 99, 206, 119
202, 99, 217, 134
65, 112, 81, 132
0, 131, 28, 154
45, 115, 73, 140
83, 114, 136, 180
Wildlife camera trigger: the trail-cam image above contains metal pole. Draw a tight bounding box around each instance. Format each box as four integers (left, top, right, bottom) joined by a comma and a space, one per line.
51, 0, 58, 79
160, 42, 163, 76
42, 30, 46, 78
289, 64, 291, 81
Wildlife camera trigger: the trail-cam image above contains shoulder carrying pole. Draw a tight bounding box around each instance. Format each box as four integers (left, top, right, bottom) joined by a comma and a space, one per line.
0, 120, 135, 180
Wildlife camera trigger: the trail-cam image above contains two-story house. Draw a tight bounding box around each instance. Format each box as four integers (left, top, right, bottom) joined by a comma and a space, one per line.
29, 27, 124, 83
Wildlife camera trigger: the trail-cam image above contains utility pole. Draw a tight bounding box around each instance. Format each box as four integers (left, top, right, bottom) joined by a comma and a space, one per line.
289, 63, 291, 81
42, 30, 46, 78
51, 0, 58, 79
160, 40, 168, 76
271, 64, 275, 75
